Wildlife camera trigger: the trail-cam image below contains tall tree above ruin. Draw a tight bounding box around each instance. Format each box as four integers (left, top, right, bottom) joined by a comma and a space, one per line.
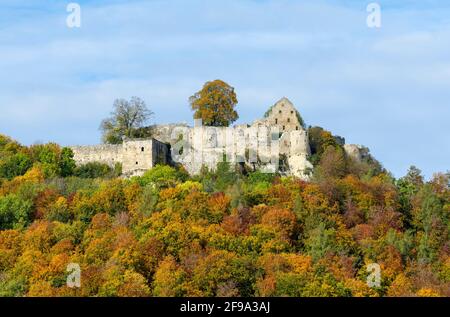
100, 97, 154, 144
189, 80, 239, 127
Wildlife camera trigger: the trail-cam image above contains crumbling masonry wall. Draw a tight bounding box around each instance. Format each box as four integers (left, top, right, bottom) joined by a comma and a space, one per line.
69, 97, 367, 180
70, 139, 169, 177
167, 124, 313, 180
70, 144, 122, 167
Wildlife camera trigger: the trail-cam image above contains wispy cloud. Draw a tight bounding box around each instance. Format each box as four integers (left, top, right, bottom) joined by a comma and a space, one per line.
0, 0, 449, 178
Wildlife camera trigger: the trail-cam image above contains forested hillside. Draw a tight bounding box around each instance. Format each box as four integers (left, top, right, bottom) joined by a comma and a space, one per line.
0, 133, 448, 297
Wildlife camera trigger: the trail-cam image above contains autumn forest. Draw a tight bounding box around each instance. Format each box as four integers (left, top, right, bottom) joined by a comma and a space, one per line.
0, 127, 449, 297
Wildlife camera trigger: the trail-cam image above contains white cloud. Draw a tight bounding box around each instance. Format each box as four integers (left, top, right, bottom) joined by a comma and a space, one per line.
0, 0, 449, 178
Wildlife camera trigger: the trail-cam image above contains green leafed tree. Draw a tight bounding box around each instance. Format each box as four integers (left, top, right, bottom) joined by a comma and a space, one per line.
0, 194, 33, 230
0, 153, 32, 180
73, 162, 113, 179
59, 147, 77, 177
307, 126, 339, 166
100, 97, 154, 144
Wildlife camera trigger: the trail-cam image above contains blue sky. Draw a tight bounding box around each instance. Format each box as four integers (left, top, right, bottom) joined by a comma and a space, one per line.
0, 0, 449, 179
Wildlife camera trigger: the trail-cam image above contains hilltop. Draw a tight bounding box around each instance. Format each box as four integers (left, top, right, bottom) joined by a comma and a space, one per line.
0, 125, 448, 297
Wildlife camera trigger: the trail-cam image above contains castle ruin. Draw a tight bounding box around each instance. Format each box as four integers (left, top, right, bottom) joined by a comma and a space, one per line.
70, 98, 358, 180
71, 139, 170, 177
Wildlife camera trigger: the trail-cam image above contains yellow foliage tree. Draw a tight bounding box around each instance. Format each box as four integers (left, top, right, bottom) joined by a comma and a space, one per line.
189, 80, 238, 127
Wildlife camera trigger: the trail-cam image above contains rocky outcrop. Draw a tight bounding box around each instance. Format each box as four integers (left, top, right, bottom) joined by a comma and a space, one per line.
344, 144, 370, 162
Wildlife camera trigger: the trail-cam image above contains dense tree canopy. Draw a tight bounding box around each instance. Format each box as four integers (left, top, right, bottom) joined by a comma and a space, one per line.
100, 97, 154, 144
0, 134, 76, 180
0, 134, 448, 297
190, 80, 239, 127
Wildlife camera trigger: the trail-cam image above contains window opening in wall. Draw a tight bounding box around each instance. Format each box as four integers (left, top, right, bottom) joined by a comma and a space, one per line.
136, 162, 138, 165
283, 126, 285, 131
288, 118, 290, 123
275, 118, 278, 124
279, 110, 282, 114
141, 147, 144, 152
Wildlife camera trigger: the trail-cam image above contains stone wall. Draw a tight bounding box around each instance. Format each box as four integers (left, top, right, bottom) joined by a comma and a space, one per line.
282, 130, 313, 179
70, 139, 170, 177
121, 139, 154, 177
151, 138, 170, 167
259, 97, 303, 132
70, 144, 122, 167
167, 124, 312, 180
68, 97, 355, 180
151, 123, 189, 146
68, 95, 371, 181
